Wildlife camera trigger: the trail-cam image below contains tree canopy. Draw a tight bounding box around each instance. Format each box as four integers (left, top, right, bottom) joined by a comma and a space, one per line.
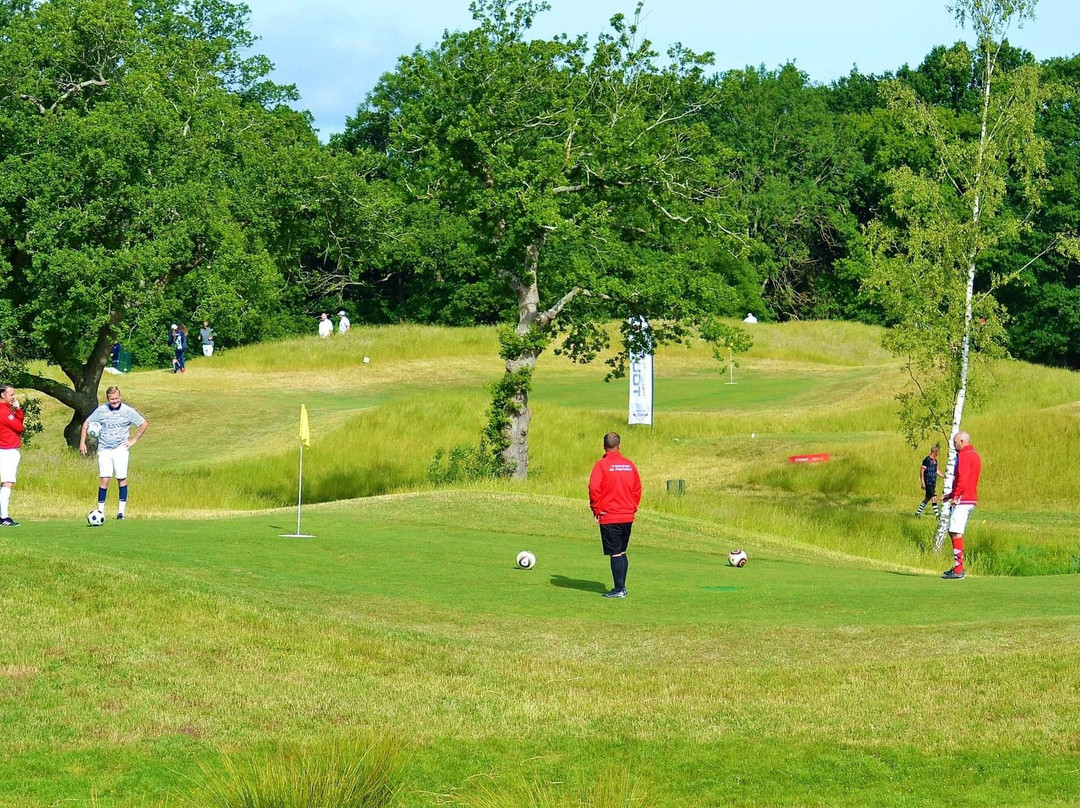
3, 0, 1080, 454
0, 0, 314, 444
340, 0, 754, 476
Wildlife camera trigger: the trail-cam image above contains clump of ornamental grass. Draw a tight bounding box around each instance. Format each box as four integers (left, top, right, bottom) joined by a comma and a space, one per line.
185, 735, 406, 808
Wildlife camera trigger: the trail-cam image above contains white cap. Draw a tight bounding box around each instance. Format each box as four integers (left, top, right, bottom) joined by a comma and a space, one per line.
171, 324, 177, 330
338, 310, 346, 316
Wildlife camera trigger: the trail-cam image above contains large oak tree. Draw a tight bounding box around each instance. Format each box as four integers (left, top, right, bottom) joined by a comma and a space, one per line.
343, 0, 751, 477
0, 0, 310, 445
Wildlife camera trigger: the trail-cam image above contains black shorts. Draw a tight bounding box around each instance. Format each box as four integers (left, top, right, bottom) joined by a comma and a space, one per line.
923, 483, 938, 498
599, 522, 633, 556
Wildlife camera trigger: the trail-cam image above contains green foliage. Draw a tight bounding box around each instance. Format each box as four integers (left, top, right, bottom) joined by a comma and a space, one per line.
497, 325, 551, 363
14, 395, 43, 446
340, 0, 756, 472
0, 0, 314, 433
427, 438, 505, 485
709, 64, 863, 318
862, 1, 1050, 446
187, 736, 405, 808
996, 54, 1080, 368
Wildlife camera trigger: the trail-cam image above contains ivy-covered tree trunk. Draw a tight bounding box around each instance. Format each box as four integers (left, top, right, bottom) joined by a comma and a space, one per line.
495, 240, 582, 478
500, 350, 539, 478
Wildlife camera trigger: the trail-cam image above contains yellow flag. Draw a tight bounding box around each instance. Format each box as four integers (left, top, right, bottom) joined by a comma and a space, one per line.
299, 404, 310, 447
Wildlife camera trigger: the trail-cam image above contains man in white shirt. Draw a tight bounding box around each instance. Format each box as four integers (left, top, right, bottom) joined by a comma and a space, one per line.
80, 386, 148, 520
317, 313, 333, 338
337, 310, 351, 334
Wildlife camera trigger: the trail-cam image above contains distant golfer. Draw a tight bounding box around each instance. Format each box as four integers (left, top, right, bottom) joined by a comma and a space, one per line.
914, 444, 941, 518
337, 310, 350, 334
588, 432, 642, 598
80, 386, 148, 521
317, 313, 332, 338
942, 431, 981, 580
0, 384, 25, 527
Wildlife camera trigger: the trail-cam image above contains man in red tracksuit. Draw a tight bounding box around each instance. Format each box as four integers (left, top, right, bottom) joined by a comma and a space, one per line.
942, 430, 982, 580
0, 384, 26, 527
588, 432, 642, 598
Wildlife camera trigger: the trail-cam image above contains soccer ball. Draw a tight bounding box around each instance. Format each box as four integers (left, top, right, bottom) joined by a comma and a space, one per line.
87, 422, 102, 438
87, 510, 104, 527
728, 549, 748, 568
516, 550, 536, 570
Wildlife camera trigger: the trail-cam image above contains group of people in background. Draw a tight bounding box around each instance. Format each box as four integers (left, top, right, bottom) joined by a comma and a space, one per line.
318, 311, 350, 337
166, 321, 215, 373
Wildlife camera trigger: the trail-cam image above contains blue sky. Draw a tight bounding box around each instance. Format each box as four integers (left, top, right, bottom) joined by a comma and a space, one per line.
242, 0, 1080, 137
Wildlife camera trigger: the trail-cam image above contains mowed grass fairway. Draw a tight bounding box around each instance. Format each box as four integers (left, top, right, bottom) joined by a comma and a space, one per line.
2, 322, 1080, 805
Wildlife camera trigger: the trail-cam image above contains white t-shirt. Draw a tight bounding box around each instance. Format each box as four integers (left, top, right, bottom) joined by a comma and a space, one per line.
318, 318, 333, 338
338, 316, 350, 334
86, 403, 145, 451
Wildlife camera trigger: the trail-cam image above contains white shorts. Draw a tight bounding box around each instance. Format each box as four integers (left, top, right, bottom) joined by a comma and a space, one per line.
949, 503, 976, 534
0, 448, 20, 484
202, 344, 213, 357
98, 446, 131, 479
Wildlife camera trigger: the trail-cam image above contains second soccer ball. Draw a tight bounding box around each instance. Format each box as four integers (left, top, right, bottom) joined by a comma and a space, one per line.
728, 549, 748, 567
516, 550, 536, 570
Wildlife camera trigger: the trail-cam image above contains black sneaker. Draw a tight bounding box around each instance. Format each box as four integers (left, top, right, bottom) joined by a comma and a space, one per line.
602, 588, 627, 598
941, 569, 966, 580
116, 513, 125, 520
0, 517, 18, 527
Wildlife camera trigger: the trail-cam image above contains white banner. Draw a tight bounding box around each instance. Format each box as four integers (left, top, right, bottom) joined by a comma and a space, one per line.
628, 316, 654, 426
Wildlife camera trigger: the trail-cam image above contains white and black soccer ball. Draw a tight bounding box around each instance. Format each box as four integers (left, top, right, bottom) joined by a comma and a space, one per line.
87, 510, 104, 527
516, 550, 536, 570
728, 549, 748, 568
86, 422, 102, 438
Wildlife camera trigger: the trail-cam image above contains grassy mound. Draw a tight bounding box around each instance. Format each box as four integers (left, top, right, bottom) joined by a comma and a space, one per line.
16, 321, 1080, 575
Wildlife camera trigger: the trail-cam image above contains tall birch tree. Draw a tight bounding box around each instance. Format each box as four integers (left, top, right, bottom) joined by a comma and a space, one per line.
863, 0, 1049, 548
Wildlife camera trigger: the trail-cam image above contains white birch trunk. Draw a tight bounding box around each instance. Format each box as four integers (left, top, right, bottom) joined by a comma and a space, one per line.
933, 46, 995, 552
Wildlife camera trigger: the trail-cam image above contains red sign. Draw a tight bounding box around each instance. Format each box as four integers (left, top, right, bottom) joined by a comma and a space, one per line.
788, 453, 830, 464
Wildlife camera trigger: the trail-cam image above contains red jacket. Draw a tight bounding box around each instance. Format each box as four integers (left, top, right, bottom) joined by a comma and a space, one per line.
948, 444, 981, 505
0, 403, 24, 450
588, 449, 642, 524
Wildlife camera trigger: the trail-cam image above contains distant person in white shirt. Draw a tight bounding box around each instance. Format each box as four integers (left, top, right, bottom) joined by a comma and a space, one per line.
743, 313, 758, 323
199, 321, 214, 357
337, 310, 351, 334
318, 313, 333, 338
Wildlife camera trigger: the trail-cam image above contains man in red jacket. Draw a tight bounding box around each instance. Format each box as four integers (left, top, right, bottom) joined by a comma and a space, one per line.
943, 430, 982, 580
589, 432, 642, 598
0, 384, 26, 527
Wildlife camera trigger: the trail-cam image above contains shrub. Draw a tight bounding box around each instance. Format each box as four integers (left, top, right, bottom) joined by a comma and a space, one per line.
428, 438, 506, 485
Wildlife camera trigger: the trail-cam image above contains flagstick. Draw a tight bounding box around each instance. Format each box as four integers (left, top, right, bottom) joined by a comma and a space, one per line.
296, 441, 304, 535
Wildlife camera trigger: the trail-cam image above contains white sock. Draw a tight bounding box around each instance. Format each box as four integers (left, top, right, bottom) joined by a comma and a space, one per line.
0, 487, 9, 519
118, 499, 127, 516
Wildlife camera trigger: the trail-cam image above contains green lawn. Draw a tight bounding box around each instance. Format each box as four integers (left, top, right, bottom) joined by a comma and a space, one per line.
2, 494, 1080, 805
4, 321, 1080, 805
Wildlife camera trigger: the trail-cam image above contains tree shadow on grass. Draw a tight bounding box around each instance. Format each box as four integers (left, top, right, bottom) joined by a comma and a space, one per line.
550, 575, 608, 594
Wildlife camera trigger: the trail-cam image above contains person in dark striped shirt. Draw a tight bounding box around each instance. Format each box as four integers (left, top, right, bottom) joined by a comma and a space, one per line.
914, 445, 940, 518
